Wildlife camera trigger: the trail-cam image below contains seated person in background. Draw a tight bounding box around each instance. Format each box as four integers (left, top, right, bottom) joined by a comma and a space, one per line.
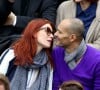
56, 0, 100, 49
0, 73, 10, 90
59, 80, 84, 90
0, 18, 55, 90
57, 0, 68, 6
52, 18, 100, 90
0, 0, 57, 55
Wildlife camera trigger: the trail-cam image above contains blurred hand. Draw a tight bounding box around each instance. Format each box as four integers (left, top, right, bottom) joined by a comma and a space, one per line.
4, 12, 16, 25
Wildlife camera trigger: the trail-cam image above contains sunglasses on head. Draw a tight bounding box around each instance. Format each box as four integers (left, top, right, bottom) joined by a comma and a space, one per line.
40, 27, 54, 35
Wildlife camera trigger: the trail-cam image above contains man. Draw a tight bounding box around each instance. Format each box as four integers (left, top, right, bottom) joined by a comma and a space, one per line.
52, 18, 100, 90
0, 0, 57, 55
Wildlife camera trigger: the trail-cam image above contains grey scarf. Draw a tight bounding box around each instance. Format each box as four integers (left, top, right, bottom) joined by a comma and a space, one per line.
10, 50, 50, 90
64, 39, 87, 69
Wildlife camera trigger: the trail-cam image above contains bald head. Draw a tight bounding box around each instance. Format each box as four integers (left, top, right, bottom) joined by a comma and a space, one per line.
59, 18, 84, 40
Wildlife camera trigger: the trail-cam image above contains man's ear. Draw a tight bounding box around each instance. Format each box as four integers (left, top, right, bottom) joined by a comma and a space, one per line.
69, 34, 77, 42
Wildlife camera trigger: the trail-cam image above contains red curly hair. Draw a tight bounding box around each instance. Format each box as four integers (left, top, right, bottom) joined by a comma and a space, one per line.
12, 18, 55, 66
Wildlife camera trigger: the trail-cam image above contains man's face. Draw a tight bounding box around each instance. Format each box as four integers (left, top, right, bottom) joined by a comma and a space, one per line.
54, 22, 71, 47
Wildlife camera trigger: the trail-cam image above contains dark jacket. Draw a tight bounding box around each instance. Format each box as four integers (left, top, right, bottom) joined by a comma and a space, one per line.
0, 0, 57, 55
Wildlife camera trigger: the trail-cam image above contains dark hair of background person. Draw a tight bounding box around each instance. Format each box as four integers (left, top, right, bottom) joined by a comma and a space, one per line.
12, 18, 55, 66
59, 80, 84, 90
0, 73, 10, 90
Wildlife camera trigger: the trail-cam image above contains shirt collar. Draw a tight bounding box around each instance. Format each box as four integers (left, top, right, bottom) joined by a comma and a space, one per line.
76, 3, 97, 16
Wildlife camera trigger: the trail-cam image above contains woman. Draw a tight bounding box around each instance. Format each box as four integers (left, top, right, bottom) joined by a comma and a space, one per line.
56, 0, 100, 49
0, 18, 55, 90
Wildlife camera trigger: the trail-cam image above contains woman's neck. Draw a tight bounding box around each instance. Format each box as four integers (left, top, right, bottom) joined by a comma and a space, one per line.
36, 45, 43, 55
80, 1, 91, 10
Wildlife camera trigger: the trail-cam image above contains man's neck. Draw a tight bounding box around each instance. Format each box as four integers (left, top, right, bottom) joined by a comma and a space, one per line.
65, 42, 81, 54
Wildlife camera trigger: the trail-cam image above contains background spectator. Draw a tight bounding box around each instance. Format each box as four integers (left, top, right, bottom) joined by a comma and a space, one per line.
56, 0, 100, 49
0, 0, 57, 55
57, 0, 68, 6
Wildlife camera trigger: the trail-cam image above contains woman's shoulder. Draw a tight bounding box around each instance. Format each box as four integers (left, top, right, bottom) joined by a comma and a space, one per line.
0, 48, 15, 75
0, 48, 15, 62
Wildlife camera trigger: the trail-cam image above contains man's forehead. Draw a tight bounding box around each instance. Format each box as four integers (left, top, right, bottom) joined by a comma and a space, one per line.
57, 26, 67, 34
58, 23, 69, 32
59, 20, 71, 29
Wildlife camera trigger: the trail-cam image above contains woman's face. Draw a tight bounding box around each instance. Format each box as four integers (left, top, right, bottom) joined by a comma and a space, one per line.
36, 23, 54, 49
